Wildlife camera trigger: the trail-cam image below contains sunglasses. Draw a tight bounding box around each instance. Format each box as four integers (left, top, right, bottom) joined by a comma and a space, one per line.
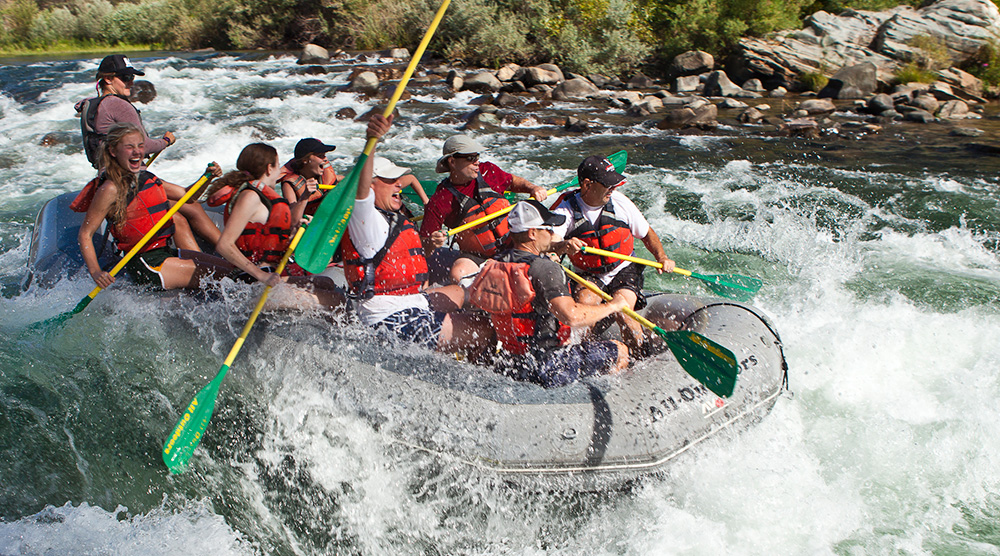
117, 74, 135, 84
452, 152, 480, 163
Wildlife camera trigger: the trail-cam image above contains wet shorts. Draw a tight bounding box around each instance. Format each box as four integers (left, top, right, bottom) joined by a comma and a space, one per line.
124, 246, 177, 289
572, 262, 647, 310
510, 341, 621, 388
375, 307, 447, 349
426, 247, 486, 285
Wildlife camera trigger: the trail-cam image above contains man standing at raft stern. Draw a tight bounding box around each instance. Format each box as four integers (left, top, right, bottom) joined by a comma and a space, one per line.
552, 155, 675, 353
76, 55, 176, 168
467, 200, 630, 387
419, 134, 548, 283
341, 114, 493, 356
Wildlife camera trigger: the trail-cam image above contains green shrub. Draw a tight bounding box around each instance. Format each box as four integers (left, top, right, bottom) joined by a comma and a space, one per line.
74, 0, 113, 41
28, 6, 76, 45
893, 62, 936, 84
799, 70, 828, 91
961, 40, 1000, 91
2, 0, 39, 42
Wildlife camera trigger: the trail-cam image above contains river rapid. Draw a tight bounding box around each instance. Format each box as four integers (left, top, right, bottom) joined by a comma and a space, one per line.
1, 51, 1000, 555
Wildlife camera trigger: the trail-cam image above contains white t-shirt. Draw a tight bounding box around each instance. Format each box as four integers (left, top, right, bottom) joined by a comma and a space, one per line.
551, 190, 649, 284
347, 194, 429, 325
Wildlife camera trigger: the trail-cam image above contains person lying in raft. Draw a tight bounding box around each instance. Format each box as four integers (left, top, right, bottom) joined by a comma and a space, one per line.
419, 134, 547, 284
77, 123, 234, 290
279, 138, 343, 215
342, 114, 492, 355
466, 200, 630, 387
551, 155, 675, 353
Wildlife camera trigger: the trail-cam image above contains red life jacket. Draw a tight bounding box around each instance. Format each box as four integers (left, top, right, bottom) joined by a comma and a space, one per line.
223, 182, 293, 265
443, 174, 511, 257
565, 195, 634, 274
279, 163, 335, 215
468, 253, 571, 355
109, 171, 175, 253
341, 208, 428, 298
69, 175, 103, 212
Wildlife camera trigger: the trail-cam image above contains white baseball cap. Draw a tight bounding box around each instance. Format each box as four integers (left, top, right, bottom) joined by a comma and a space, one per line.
372, 156, 410, 179
507, 200, 567, 233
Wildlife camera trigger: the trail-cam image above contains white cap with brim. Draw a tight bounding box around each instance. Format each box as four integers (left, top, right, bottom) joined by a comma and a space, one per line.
435, 134, 485, 173
372, 156, 410, 179
507, 200, 567, 233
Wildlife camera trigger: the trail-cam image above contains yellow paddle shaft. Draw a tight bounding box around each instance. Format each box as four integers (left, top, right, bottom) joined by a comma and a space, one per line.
581, 245, 692, 277
447, 184, 562, 236
561, 266, 658, 332
83, 171, 213, 301
222, 225, 306, 367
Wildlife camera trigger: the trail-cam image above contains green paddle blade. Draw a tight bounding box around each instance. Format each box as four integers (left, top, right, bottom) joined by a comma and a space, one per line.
295, 153, 367, 274
162, 365, 228, 473
656, 328, 739, 398
691, 272, 762, 302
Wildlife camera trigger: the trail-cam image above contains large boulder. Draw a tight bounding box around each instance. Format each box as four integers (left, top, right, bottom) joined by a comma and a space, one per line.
799, 98, 837, 113
298, 44, 330, 65
937, 99, 971, 118
129, 80, 156, 104
552, 77, 600, 101
380, 47, 410, 59
818, 62, 878, 98
348, 71, 379, 94
670, 50, 714, 77
674, 74, 704, 93
703, 70, 744, 97
657, 103, 719, 129
496, 63, 521, 82
462, 71, 502, 93
517, 64, 564, 87
872, 0, 1000, 62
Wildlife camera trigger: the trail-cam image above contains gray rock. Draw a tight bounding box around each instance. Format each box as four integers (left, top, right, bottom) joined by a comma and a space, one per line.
950, 126, 984, 136
381, 47, 410, 59
780, 117, 820, 138
880, 109, 903, 120
348, 71, 379, 94
670, 50, 715, 76
658, 103, 719, 129
769, 86, 788, 98
937, 99, 970, 118
818, 62, 878, 98
518, 64, 564, 87
299, 43, 330, 65
336, 107, 357, 119
589, 74, 623, 88
903, 109, 936, 122
737, 107, 766, 123
614, 90, 643, 105
755, 103, 772, 111
742, 78, 766, 92
626, 104, 651, 117
909, 93, 940, 113
496, 63, 521, 82
936, 68, 987, 102
873, 0, 1000, 63
720, 98, 749, 109
462, 71, 501, 93
129, 80, 156, 104
469, 93, 494, 106
868, 93, 895, 113
446, 70, 464, 91
493, 92, 523, 108
500, 81, 527, 93
552, 77, 600, 101
674, 75, 704, 93
799, 98, 837, 113
628, 72, 655, 89
703, 70, 744, 97
566, 116, 590, 132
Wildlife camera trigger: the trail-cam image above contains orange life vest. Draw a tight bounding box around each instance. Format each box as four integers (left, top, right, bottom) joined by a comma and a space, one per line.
109, 171, 174, 253
468, 253, 571, 355
279, 163, 336, 215
223, 182, 293, 265
69, 175, 103, 212
443, 175, 511, 257
341, 208, 428, 298
565, 195, 634, 274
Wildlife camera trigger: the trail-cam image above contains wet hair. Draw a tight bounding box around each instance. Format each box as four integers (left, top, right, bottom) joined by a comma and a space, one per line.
100, 122, 144, 225
205, 142, 279, 198
287, 152, 310, 173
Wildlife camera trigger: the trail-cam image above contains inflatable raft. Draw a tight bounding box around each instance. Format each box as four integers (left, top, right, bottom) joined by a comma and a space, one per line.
26, 191, 788, 486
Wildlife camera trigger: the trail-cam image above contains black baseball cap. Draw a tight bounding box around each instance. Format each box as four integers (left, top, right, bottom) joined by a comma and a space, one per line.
578, 155, 626, 189
294, 138, 336, 159
97, 55, 145, 78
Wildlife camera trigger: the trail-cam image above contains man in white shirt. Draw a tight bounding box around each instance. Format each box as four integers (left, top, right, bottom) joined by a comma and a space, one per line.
552, 155, 675, 351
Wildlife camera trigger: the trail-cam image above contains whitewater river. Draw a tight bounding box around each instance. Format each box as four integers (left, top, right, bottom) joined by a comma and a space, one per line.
2, 51, 1000, 555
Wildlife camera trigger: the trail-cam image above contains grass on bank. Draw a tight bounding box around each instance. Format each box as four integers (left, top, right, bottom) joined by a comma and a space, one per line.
0, 39, 157, 58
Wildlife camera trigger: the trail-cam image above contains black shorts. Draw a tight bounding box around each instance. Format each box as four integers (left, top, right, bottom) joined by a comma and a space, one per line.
123, 246, 177, 289
572, 262, 647, 310
426, 247, 486, 285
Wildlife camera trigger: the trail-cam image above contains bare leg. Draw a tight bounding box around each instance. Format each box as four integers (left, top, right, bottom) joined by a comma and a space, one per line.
178, 202, 222, 247
610, 288, 645, 353
605, 340, 630, 373
158, 255, 233, 290
171, 213, 200, 251
288, 275, 346, 310
426, 284, 466, 312
438, 312, 495, 357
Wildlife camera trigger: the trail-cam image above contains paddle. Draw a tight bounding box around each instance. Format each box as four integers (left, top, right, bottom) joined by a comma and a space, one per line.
446, 150, 628, 237
162, 225, 307, 473
33, 169, 214, 329
295, 0, 452, 274
579, 246, 762, 302
562, 266, 739, 398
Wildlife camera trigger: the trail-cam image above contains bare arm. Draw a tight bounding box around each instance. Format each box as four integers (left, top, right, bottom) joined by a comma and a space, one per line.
215, 192, 278, 286
548, 294, 626, 328
640, 228, 674, 273
509, 174, 547, 202
78, 181, 118, 287
401, 175, 429, 204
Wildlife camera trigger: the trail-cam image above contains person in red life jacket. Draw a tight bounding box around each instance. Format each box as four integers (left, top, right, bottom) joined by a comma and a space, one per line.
77, 123, 234, 290
343, 114, 492, 355
467, 200, 629, 387
74, 55, 221, 249
419, 134, 548, 285
279, 138, 344, 215
550, 155, 675, 352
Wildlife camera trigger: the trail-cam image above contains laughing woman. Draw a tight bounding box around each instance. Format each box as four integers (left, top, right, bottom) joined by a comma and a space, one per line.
78, 123, 234, 290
